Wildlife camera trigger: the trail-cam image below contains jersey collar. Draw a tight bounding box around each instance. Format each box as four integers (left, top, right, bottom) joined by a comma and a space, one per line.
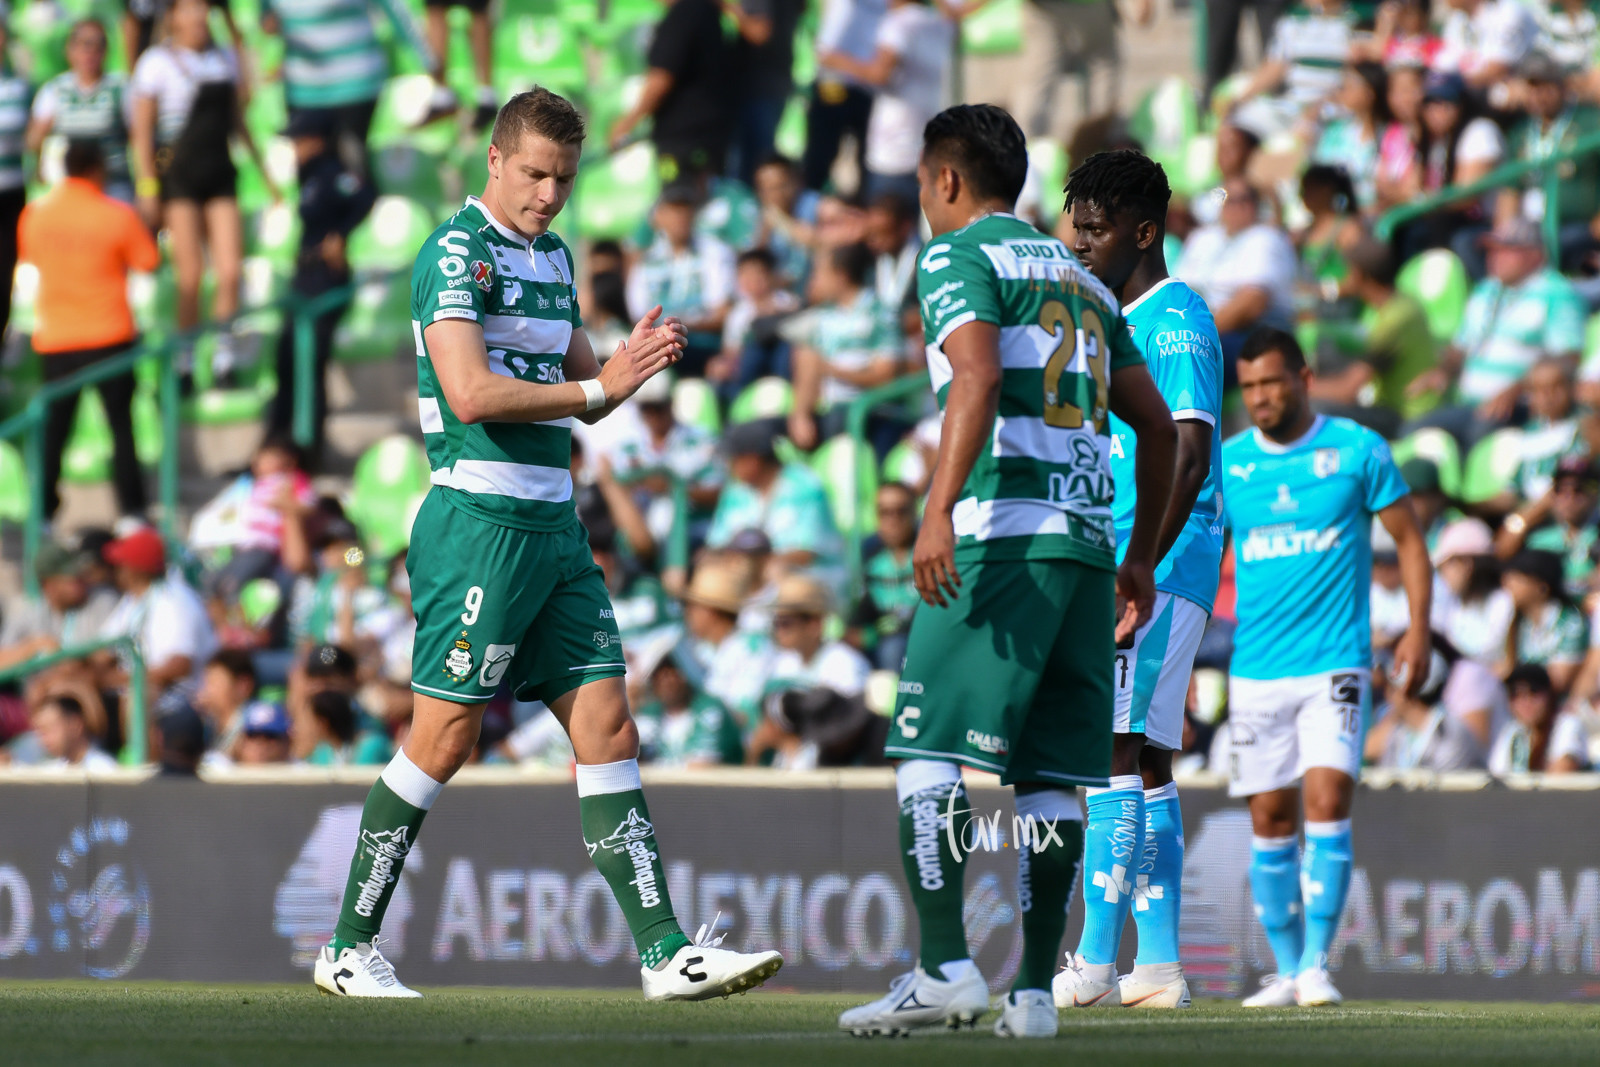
1252, 413, 1324, 454
1119, 276, 1181, 317
465, 196, 532, 247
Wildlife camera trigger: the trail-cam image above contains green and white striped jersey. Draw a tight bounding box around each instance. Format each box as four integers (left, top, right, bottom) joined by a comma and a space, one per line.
264, 0, 432, 108
917, 212, 1143, 570
32, 73, 130, 186
412, 197, 585, 533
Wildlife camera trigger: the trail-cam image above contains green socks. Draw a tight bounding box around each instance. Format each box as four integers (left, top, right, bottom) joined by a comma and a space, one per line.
1013, 788, 1085, 993
899, 781, 971, 973
577, 760, 688, 968
332, 751, 443, 948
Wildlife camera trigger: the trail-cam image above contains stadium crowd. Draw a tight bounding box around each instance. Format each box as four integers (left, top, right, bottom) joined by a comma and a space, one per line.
2, 0, 1600, 781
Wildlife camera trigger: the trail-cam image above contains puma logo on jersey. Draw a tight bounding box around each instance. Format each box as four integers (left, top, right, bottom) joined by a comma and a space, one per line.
1228, 463, 1256, 482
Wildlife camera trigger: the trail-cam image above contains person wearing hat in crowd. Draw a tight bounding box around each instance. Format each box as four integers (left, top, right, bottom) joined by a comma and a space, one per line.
30, 694, 120, 772
719, 527, 779, 634
1399, 457, 1457, 552
233, 700, 294, 766
609, 369, 724, 545
264, 107, 378, 467
92, 525, 216, 699
1497, 50, 1600, 275
1308, 236, 1438, 437
626, 179, 737, 377
1497, 453, 1600, 598
706, 420, 844, 589
1433, 517, 1514, 664
1489, 662, 1591, 774
1406, 216, 1587, 448
1501, 548, 1588, 695
631, 628, 742, 769
766, 573, 871, 698
680, 558, 774, 728
153, 702, 206, 777
0, 542, 119, 671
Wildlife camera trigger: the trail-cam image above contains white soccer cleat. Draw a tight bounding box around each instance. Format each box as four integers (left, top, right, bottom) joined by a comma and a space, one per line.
838, 964, 991, 1036
1295, 964, 1343, 1006
993, 990, 1059, 1038
1241, 973, 1298, 1008
640, 915, 783, 1002
1051, 954, 1120, 1008
313, 940, 421, 998
1117, 965, 1192, 1008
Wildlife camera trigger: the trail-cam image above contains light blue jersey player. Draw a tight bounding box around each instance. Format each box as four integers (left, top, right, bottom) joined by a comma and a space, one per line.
1054, 151, 1224, 1013
1221, 329, 1432, 1009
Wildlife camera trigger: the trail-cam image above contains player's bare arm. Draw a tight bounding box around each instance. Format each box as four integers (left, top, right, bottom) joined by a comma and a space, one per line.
1154, 420, 1213, 565
913, 319, 1001, 608
425, 308, 682, 426
1108, 363, 1176, 641
1378, 494, 1433, 698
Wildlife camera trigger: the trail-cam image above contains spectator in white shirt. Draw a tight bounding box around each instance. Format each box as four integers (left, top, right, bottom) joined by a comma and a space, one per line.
1438, 0, 1540, 97
1434, 518, 1515, 664
30, 694, 120, 771
1178, 178, 1299, 372
93, 525, 217, 700
817, 0, 954, 202
1489, 662, 1591, 773
627, 180, 737, 376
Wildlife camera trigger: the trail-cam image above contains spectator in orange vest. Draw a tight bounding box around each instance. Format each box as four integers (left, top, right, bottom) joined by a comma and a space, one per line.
18, 138, 161, 521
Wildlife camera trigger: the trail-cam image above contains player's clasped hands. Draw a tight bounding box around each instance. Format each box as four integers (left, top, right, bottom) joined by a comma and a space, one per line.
600, 304, 685, 403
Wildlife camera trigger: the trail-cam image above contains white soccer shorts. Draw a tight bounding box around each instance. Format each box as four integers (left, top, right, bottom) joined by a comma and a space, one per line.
1226, 669, 1370, 797
1112, 592, 1209, 752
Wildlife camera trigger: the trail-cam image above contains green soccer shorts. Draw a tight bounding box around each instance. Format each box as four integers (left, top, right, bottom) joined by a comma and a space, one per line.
883, 556, 1114, 787
408, 491, 625, 706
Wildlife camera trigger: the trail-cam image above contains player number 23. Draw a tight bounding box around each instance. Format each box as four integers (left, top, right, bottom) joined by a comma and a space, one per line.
1039, 299, 1109, 432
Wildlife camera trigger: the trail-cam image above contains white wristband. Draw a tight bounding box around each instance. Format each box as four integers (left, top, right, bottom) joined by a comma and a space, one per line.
580, 378, 607, 412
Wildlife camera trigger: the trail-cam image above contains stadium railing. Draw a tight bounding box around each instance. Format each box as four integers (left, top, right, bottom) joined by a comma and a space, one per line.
0, 635, 147, 764
0, 276, 405, 596
1374, 129, 1600, 263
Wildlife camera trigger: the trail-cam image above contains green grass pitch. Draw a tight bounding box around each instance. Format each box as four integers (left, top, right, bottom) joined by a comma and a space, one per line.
3, 984, 1599, 1065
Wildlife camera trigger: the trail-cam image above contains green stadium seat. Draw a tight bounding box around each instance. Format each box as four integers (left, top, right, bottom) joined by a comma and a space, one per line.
573, 141, 658, 240
672, 376, 721, 436
347, 196, 438, 273
132, 387, 162, 466
61, 390, 112, 485
493, 14, 587, 96
812, 434, 878, 536
8, 263, 37, 338
728, 377, 793, 424
1028, 139, 1067, 225
1396, 248, 1470, 344
368, 75, 456, 154
348, 435, 434, 558
1175, 132, 1220, 198
12, 4, 71, 85
246, 202, 301, 266
372, 142, 448, 206
1389, 427, 1462, 498
0, 439, 27, 523
1460, 427, 1525, 503
1581, 313, 1600, 382
774, 95, 808, 160
1130, 78, 1201, 184
880, 440, 920, 487
333, 276, 413, 363
189, 388, 267, 426
961, 0, 1022, 55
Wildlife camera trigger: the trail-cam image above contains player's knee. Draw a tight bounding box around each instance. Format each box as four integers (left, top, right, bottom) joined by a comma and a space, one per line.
1139, 745, 1175, 788
1110, 732, 1146, 776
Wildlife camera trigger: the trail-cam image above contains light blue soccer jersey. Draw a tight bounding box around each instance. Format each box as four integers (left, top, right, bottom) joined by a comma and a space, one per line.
1110, 278, 1225, 612
1221, 415, 1409, 679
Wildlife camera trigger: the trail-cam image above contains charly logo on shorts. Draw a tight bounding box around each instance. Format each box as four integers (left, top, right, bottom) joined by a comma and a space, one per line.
49, 818, 152, 979
479, 644, 516, 688
444, 632, 474, 679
